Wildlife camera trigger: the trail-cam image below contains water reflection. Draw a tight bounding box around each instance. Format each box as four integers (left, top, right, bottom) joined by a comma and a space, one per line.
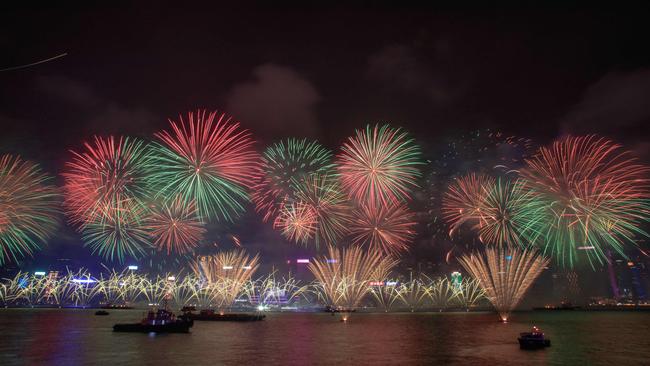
0, 310, 648, 365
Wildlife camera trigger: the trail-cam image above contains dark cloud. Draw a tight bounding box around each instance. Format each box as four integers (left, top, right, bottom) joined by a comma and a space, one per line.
561, 69, 650, 134
36, 75, 156, 136
366, 41, 468, 106
226, 64, 321, 140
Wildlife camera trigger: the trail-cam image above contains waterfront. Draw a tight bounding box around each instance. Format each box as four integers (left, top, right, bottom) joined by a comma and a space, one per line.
1, 309, 649, 365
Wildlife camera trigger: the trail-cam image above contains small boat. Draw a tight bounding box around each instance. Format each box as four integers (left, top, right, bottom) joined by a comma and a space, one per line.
95, 310, 110, 316
186, 309, 266, 322
533, 301, 581, 311
324, 305, 356, 313
101, 303, 133, 310
113, 308, 194, 333
518, 326, 551, 349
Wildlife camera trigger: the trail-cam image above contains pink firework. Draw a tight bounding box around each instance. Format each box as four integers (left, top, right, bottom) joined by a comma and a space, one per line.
442, 173, 495, 236
273, 202, 318, 244
349, 202, 416, 255
62, 136, 151, 228
337, 124, 422, 206
146, 196, 206, 255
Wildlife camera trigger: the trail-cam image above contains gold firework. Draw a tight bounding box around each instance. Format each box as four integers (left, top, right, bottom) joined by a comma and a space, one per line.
308, 245, 398, 310
192, 249, 260, 310
458, 247, 548, 321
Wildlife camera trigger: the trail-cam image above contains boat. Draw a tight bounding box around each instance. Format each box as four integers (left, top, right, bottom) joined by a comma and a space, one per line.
95, 310, 110, 316
113, 308, 194, 333
101, 303, 133, 310
185, 309, 266, 322
324, 305, 356, 313
518, 326, 551, 349
533, 301, 581, 311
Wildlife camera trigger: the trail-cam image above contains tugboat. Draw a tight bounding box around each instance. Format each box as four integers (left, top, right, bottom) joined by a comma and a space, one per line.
95, 310, 110, 316
113, 307, 194, 333
185, 309, 266, 322
518, 326, 551, 349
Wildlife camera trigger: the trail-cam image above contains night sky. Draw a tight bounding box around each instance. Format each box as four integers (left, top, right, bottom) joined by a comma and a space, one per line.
1, 4, 650, 287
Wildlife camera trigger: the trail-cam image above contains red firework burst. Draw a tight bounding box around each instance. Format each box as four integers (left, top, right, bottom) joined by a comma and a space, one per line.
337, 124, 422, 206
442, 173, 495, 236
519, 135, 650, 264
62, 136, 151, 227
349, 202, 416, 255
146, 196, 206, 255
273, 202, 318, 244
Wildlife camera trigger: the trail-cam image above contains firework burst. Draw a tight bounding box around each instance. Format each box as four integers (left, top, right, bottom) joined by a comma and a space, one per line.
81, 199, 151, 262
146, 196, 206, 255
459, 247, 549, 321
349, 202, 416, 255
442, 173, 495, 237
63, 136, 152, 227
150, 110, 259, 222
253, 138, 334, 222
273, 202, 318, 244
519, 135, 650, 266
293, 173, 351, 246
477, 178, 546, 247
338, 124, 422, 206
0, 155, 60, 264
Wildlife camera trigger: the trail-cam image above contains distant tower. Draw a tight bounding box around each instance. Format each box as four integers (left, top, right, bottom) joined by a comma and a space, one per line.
451, 271, 462, 290
566, 271, 580, 302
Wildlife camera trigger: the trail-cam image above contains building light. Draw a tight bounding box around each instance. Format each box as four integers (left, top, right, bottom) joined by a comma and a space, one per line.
128, 265, 138, 270
71, 278, 97, 284
34, 271, 46, 276
369, 281, 385, 286
167, 276, 176, 281
242, 266, 252, 270
577, 246, 595, 250
386, 281, 398, 286
505, 255, 512, 261
222, 266, 234, 270
326, 259, 337, 263
296, 258, 310, 264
